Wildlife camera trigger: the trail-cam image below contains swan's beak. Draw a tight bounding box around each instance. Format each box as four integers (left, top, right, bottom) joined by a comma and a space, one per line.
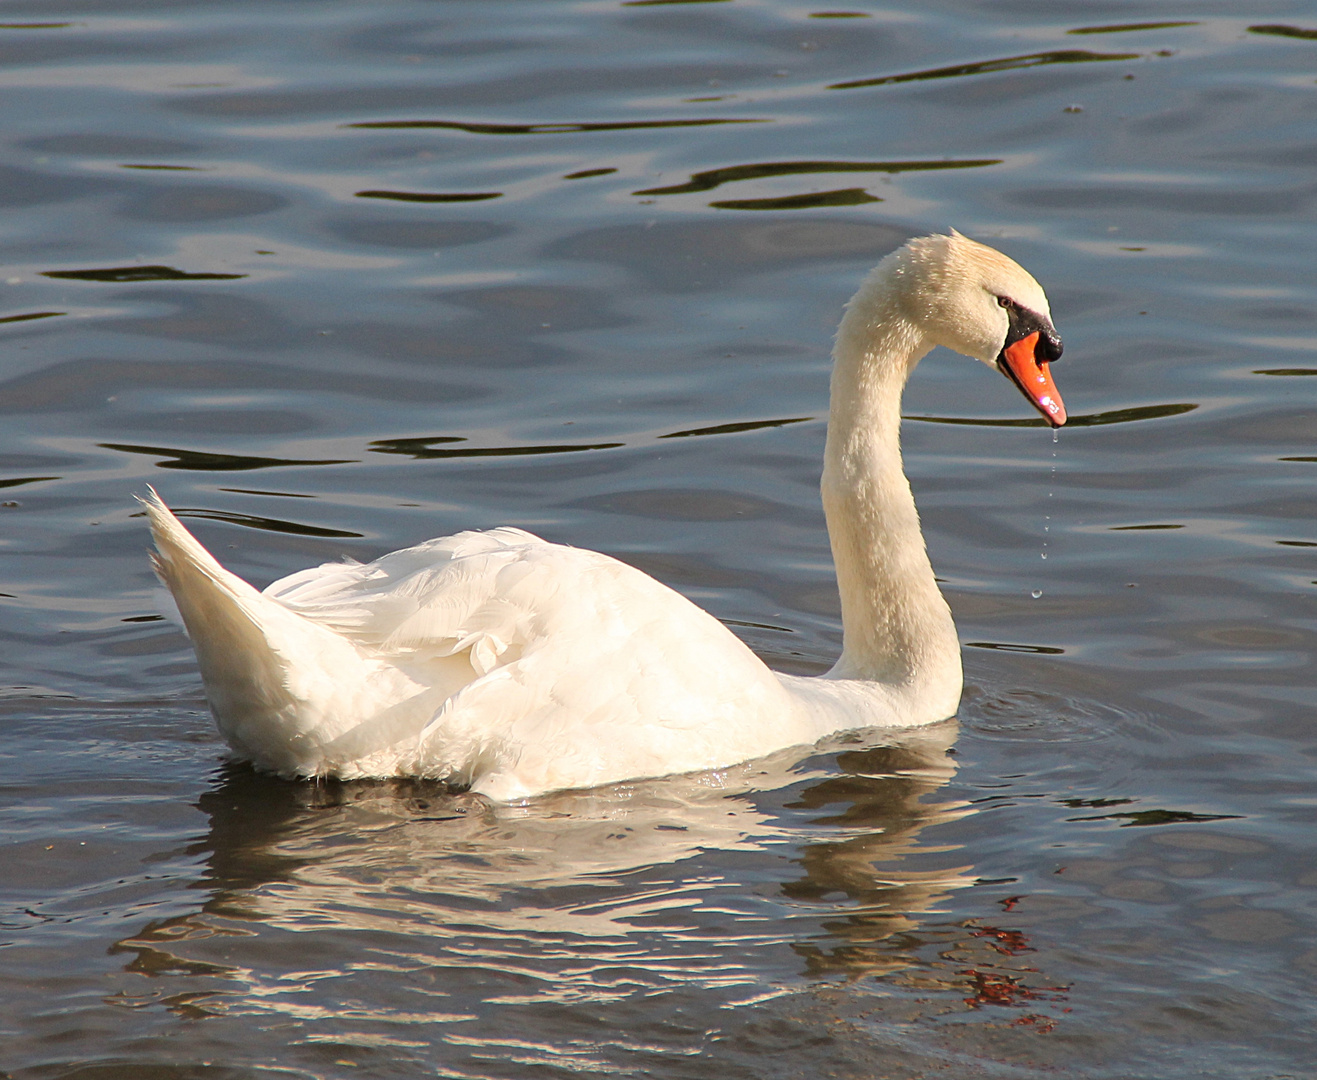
998, 330, 1066, 427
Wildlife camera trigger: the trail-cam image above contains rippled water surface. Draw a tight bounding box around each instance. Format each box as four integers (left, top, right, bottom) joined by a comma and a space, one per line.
2, 2, 1315, 1077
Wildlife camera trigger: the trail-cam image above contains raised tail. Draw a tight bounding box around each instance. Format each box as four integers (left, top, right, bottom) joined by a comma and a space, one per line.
141, 488, 386, 775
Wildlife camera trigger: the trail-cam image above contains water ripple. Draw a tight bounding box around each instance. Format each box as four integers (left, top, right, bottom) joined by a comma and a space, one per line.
828, 49, 1140, 89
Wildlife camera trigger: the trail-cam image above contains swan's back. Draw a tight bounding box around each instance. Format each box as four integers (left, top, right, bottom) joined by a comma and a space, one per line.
267, 525, 552, 662
147, 495, 807, 800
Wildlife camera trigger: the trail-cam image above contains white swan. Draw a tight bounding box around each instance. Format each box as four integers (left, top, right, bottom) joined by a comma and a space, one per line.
144, 231, 1066, 801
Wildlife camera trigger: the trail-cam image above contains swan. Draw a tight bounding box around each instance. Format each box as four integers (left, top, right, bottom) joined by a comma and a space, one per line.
143, 230, 1066, 801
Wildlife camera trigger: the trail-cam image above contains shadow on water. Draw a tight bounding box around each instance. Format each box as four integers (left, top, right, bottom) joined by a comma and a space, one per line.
0, 310, 64, 324
634, 158, 1000, 197
1067, 21, 1198, 34
1247, 24, 1317, 40
99, 443, 354, 472
367, 436, 625, 459
42, 266, 246, 283
907, 401, 1198, 427
345, 118, 764, 135
827, 49, 1141, 89
710, 189, 882, 211
354, 189, 503, 204
160, 508, 363, 539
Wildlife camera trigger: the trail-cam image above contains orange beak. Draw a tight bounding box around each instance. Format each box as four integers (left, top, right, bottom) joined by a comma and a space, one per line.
998, 331, 1066, 427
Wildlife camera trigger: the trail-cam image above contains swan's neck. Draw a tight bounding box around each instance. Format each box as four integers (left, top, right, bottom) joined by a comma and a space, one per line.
821, 284, 962, 714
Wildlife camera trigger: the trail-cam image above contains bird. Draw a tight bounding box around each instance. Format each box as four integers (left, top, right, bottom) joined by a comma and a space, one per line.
144, 230, 1066, 801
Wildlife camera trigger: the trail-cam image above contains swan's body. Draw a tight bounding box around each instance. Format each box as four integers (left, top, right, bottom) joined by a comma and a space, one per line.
146, 231, 1066, 801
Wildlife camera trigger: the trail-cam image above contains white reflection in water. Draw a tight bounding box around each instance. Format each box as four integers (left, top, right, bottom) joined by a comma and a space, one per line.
112, 724, 974, 1015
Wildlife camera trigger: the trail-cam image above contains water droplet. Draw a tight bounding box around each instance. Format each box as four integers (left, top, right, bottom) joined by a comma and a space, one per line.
1040, 552, 1047, 559
1031, 589, 1043, 599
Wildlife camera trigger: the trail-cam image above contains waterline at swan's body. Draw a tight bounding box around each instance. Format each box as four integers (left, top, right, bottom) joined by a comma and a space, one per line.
145, 231, 1066, 801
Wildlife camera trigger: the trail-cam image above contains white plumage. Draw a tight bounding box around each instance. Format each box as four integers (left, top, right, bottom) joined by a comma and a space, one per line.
145, 231, 1066, 800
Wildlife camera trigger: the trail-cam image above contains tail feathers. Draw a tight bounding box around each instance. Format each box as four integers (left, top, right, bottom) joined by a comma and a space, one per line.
141, 488, 377, 773
140, 487, 266, 616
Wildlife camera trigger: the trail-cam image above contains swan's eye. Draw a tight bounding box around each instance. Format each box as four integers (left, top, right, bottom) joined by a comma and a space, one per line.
997, 295, 1013, 309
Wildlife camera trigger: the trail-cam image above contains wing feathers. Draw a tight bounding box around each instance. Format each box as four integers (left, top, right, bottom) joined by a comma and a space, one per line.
148, 492, 803, 794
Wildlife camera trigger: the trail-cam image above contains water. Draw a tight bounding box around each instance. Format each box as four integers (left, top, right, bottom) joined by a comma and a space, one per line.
1, 2, 1315, 1077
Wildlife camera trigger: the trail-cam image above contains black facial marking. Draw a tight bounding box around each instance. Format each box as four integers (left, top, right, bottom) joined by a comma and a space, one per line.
1000, 300, 1063, 362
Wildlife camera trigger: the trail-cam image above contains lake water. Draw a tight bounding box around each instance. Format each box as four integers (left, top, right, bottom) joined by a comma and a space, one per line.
1, 2, 1315, 1077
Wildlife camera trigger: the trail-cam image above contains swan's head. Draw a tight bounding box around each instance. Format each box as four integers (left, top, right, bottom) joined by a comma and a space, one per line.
883, 231, 1066, 426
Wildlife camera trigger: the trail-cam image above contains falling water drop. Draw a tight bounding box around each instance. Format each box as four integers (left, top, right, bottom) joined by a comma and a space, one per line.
1036, 430, 1057, 596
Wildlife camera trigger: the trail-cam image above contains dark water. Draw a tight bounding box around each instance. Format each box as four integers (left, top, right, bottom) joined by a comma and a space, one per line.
1, 2, 1315, 1077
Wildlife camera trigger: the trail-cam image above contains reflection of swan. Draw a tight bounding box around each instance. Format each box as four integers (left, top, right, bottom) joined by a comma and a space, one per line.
112, 727, 972, 1011
145, 231, 1065, 799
